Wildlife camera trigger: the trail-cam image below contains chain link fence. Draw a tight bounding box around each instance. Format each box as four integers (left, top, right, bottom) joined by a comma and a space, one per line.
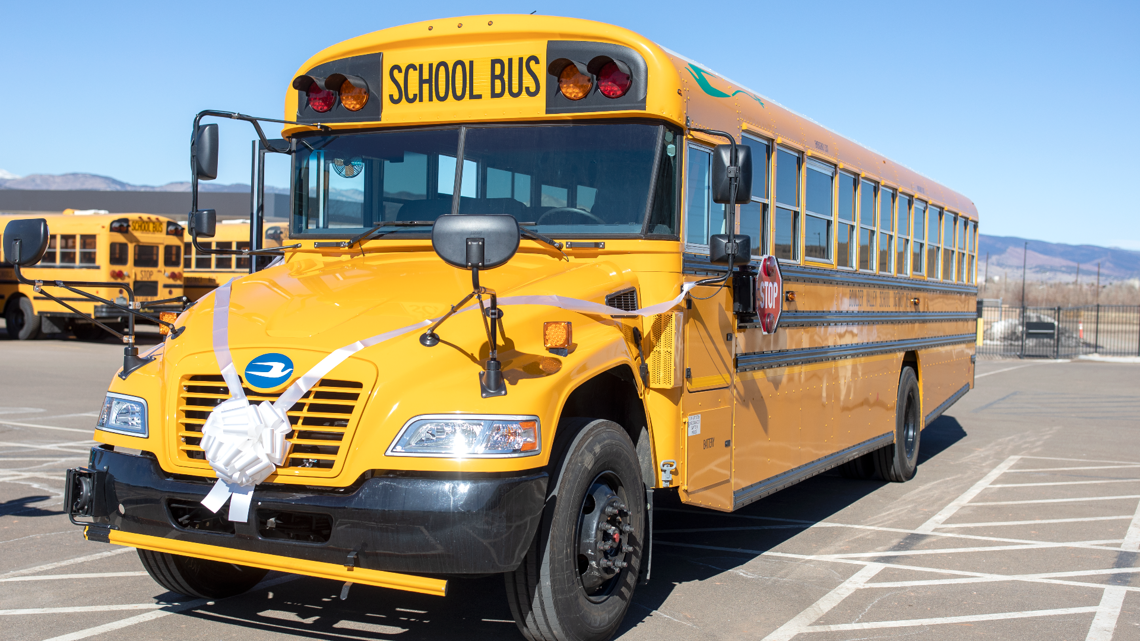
978, 303, 1140, 359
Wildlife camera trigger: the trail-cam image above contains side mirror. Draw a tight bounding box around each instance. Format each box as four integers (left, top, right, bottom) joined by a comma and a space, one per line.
432, 215, 520, 270
3, 219, 50, 266
711, 144, 752, 204
190, 209, 217, 239
709, 234, 751, 265
193, 124, 219, 181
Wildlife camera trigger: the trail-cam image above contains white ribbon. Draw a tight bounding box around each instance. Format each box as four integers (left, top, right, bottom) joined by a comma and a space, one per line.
199, 278, 697, 522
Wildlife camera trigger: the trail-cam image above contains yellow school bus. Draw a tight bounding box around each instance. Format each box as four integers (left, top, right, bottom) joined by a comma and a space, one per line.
0, 211, 185, 340
59, 15, 978, 641
182, 220, 289, 300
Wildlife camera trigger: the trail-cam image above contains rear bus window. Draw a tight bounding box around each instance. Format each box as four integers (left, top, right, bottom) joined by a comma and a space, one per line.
110, 242, 129, 266
164, 244, 181, 267
135, 244, 159, 268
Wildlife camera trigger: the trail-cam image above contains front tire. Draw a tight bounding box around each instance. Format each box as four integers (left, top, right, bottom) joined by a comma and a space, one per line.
137, 549, 267, 599
874, 366, 921, 482
505, 418, 646, 641
4, 296, 41, 340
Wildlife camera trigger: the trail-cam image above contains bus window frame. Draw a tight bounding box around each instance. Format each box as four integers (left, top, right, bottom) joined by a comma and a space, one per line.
912, 199, 926, 277
928, 206, 942, 279
739, 133, 771, 257
683, 141, 717, 254
836, 170, 857, 271
943, 211, 958, 282
896, 193, 911, 277
803, 157, 835, 266
858, 179, 877, 273
774, 145, 802, 264
877, 186, 894, 275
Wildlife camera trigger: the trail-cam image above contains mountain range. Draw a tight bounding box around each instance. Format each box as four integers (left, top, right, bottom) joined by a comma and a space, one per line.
2, 171, 1137, 281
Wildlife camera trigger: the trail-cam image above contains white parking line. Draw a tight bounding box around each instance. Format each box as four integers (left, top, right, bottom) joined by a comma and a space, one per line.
915, 456, 1021, 533
760, 564, 884, 641
971, 495, 1140, 506
1086, 587, 1127, 641
0, 548, 132, 579
805, 607, 1098, 633
990, 479, 1140, 488
0, 420, 94, 434
1010, 464, 1140, 473
1119, 499, 1140, 552
975, 363, 1045, 378
1020, 455, 1140, 465
0, 572, 147, 583
0, 603, 168, 616
937, 515, 1133, 528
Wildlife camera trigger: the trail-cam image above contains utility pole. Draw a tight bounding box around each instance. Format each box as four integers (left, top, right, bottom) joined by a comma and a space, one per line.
1021, 242, 1028, 307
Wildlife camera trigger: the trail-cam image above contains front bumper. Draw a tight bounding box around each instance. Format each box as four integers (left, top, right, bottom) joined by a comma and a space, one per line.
69, 447, 548, 576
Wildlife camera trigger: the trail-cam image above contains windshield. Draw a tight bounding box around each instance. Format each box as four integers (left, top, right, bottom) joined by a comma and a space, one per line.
291, 123, 679, 238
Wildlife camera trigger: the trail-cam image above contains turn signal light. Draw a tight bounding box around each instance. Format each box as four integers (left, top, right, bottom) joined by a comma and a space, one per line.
338, 79, 369, 111
109, 270, 127, 280
543, 321, 572, 349
597, 62, 631, 99
159, 312, 177, 336
558, 65, 592, 100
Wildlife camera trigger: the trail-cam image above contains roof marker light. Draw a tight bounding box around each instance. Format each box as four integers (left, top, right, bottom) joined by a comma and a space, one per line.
327, 74, 369, 112
557, 64, 591, 101
597, 61, 631, 99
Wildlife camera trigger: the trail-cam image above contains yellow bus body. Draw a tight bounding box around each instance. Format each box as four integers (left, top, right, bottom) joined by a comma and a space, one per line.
1, 211, 185, 337
78, 14, 978, 607
182, 221, 289, 301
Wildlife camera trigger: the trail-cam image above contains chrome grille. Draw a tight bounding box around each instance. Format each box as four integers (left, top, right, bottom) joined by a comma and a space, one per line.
177, 375, 363, 473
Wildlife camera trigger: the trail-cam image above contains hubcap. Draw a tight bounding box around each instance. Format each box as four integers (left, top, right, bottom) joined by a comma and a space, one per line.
575, 472, 633, 600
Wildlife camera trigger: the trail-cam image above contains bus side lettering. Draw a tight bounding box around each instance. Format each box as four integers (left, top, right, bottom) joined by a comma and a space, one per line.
468, 61, 482, 99
525, 55, 541, 97
434, 61, 449, 102
490, 59, 505, 98
419, 63, 433, 102
389, 64, 404, 104
403, 64, 416, 104
451, 61, 467, 101
507, 57, 524, 98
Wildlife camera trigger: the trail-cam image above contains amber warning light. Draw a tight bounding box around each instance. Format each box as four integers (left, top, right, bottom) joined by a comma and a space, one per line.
544, 321, 572, 353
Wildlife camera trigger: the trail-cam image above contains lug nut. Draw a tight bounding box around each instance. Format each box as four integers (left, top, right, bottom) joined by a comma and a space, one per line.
614, 560, 628, 569
605, 506, 619, 516
599, 559, 612, 568
620, 524, 633, 533
622, 544, 633, 553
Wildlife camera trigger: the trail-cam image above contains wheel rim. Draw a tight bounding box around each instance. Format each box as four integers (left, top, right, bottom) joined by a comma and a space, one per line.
575, 471, 632, 601
902, 389, 919, 460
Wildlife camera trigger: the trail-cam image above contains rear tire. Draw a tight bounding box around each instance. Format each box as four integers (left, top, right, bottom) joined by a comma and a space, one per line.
874, 366, 921, 482
4, 296, 41, 340
839, 452, 877, 480
137, 549, 267, 599
71, 323, 106, 341
505, 418, 645, 641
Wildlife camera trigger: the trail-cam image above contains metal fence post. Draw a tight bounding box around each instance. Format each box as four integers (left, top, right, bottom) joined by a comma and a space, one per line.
1054, 306, 1061, 359
1136, 305, 1140, 357
1095, 304, 1101, 355
1019, 306, 1027, 358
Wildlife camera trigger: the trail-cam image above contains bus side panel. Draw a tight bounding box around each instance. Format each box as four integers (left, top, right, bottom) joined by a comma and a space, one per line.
732, 367, 801, 490
919, 342, 974, 425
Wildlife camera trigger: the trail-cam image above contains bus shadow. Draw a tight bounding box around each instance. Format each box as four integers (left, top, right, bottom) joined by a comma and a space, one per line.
165, 420, 966, 640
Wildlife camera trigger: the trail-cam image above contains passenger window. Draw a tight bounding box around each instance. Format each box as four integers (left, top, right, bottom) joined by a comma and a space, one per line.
959, 217, 969, 282
59, 235, 77, 264
79, 235, 97, 265
740, 135, 770, 255
110, 242, 129, 266
912, 201, 926, 275
215, 242, 232, 270
134, 244, 160, 268
236, 242, 250, 270
878, 188, 894, 274
928, 207, 941, 278
804, 159, 834, 262
183, 242, 191, 269
774, 148, 800, 261
896, 194, 910, 275
943, 213, 957, 281
45, 236, 58, 264
195, 243, 212, 269
837, 171, 856, 269
858, 180, 876, 271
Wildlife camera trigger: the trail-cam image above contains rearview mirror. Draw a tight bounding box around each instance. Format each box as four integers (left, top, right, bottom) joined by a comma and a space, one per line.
709, 233, 751, 265
432, 215, 520, 270
3, 219, 50, 266
193, 123, 219, 181
711, 144, 752, 204
190, 209, 217, 239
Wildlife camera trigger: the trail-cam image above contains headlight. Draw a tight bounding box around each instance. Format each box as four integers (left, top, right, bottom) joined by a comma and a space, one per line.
96, 393, 148, 437
388, 415, 540, 458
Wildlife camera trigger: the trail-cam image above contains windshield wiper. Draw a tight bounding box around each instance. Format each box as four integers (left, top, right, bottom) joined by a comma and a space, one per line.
313, 221, 435, 249
519, 227, 565, 254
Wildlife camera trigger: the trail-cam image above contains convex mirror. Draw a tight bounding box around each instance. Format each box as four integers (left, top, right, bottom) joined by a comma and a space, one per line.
193, 123, 219, 181
190, 209, 218, 239
432, 215, 520, 270
711, 143, 752, 204
2, 219, 50, 266
709, 233, 751, 265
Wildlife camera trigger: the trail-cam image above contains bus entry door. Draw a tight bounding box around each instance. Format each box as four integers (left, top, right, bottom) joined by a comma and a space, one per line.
681, 284, 735, 510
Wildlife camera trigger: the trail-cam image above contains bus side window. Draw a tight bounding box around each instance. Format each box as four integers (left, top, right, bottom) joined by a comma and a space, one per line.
215, 243, 232, 270
164, 244, 181, 268
804, 158, 834, 263
684, 145, 714, 249
195, 244, 212, 269
184, 242, 191, 269
110, 242, 129, 266
740, 135, 770, 256
859, 180, 877, 271
878, 188, 894, 274
927, 207, 941, 278
79, 235, 97, 265
236, 243, 250, 270
60, 235, 77, 264
774, 147, 800, 261
45, 235, 59, 265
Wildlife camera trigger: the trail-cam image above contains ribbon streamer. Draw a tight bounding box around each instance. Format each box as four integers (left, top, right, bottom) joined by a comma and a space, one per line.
199, 278, 697, 522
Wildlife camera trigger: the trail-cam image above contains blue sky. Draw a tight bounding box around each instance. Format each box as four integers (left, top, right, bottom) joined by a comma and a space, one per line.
2, 1, 1137, 248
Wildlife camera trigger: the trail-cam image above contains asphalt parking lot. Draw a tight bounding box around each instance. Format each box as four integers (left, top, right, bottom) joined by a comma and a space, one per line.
3, 328, 1140, 641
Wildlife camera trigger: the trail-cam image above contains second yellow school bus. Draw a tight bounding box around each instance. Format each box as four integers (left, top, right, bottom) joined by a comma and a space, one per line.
182, 220, 289, 300
0, 211, 185, 340
62, 15, 978, 641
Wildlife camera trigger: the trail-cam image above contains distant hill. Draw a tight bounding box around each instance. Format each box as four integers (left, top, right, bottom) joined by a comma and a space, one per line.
0, 172, 285, 194
978, 234, 1140, 283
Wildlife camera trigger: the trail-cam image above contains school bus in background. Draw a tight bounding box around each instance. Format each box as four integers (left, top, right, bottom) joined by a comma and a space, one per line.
58, 15, 979, 641
0, 210, 185, 340
182, 220, 290, 300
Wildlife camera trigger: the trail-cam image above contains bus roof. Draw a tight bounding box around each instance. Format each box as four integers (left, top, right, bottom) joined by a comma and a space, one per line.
283, 14, 977, 220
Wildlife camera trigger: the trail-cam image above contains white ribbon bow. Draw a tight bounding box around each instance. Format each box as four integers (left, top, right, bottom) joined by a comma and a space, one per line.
199, 277, 698, 522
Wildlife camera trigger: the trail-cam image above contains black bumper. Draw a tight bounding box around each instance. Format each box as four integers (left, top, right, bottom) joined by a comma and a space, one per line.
71, 447, 548, 575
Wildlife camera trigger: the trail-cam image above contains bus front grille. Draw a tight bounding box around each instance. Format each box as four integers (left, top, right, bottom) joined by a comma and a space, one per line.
176, 374, 364, 475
